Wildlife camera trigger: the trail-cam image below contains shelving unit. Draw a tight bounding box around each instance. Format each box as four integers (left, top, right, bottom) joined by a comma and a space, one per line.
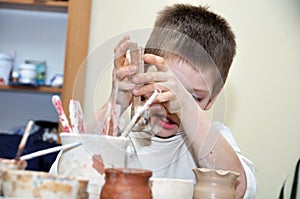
0, 0, 92, 136
0, 0, 68, 7
0, 0, 68, 12
0, 84, 61, 93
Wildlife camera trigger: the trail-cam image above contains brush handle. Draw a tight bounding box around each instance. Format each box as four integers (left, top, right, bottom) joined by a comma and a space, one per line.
19, 142, 82, 161
52, 95, 72, 133
121, 90, 159, 137
69, 99, 87, 134
15, 120, 34, 159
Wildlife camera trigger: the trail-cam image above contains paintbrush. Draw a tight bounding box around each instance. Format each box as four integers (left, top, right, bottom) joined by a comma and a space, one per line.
52, 95, 72, 133
19, 142, 82, 161
15, 120, 34, 160
121, 90, 159, 137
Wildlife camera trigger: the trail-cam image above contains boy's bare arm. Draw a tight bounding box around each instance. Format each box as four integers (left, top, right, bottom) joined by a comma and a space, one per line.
180, 100, 247, 199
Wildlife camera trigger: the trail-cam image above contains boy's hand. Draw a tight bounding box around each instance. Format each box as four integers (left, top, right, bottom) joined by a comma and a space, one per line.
112, 36, 138, 111
132, 54, 188, 116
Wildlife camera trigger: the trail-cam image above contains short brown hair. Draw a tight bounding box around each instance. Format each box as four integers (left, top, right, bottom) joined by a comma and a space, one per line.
145, 4, 236, 95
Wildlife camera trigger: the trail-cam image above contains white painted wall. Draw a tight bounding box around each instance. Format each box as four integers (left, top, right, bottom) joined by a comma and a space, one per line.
85, 0, 300, 198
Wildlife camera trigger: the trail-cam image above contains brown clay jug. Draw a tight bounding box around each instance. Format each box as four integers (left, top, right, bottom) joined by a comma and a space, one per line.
193, 168, 240, 199
100, 168, 152, 199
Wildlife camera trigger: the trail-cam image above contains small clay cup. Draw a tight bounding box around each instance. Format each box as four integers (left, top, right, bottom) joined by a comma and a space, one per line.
193, 168, 240, 199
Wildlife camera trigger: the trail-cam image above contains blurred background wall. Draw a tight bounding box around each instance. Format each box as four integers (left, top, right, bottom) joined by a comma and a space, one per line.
85, 0, 300, 198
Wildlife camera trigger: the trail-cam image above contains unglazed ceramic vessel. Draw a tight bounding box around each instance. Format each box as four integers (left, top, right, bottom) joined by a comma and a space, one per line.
0, 158, 27, 196
193, 168, 240, 199
150, 178, 194, 199
100, 168, 152, 199
2, 170, 88, 199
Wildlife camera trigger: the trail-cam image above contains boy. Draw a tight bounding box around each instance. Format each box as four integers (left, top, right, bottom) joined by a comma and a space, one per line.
95, 4, 256, 198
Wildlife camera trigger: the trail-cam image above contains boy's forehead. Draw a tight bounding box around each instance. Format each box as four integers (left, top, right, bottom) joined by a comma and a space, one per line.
166, 58, 215, 93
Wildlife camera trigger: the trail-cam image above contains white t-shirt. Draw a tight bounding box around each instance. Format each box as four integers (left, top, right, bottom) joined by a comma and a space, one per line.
126, 121, 256, 199
50, 121, 256, 198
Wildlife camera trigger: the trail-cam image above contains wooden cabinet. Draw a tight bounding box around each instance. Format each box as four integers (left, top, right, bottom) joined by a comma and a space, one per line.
0, 0, 92, 135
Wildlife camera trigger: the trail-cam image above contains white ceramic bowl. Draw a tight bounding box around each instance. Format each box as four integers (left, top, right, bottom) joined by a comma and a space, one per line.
56, 133, 129, 199
2, 170, 88, 199
150, 178, 194, 199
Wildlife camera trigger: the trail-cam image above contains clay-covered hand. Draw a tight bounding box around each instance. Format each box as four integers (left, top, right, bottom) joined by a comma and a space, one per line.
132, 54, 189, 117
112, 36, 138, 112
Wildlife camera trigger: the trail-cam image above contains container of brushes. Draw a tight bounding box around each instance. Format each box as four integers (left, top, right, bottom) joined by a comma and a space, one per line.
53, 133, 129, 199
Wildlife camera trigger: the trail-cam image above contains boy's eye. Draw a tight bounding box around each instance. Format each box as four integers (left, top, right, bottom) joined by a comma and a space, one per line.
191, 93, 202, 102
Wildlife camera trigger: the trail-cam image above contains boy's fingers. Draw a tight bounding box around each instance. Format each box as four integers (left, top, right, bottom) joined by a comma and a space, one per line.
114, 40, 139, 67
133, 83, 166, 96
114, 56, 126, 68
156, 91, 175, 103
133, 71, 169, 84
114, 40, 130, 58
114, 39, 131, 67
116, 65, 137, 80
143, 54, 169, 72
118, 81, 136, 91
114, 35, 130, 53
123, 58, 130, 66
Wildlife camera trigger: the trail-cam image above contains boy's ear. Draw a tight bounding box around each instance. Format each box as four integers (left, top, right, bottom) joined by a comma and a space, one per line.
204, 88, 222, 110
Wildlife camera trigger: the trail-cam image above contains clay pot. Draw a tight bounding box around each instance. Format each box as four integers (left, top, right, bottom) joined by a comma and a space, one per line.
0, 158, 27, 196
2, 170, 88, 199
193, 168, 240, 199
100, 168, 152, 199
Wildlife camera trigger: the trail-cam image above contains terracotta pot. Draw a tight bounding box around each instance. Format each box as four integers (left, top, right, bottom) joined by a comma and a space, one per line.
100, 168, 152, 199
193, 168, 240, 199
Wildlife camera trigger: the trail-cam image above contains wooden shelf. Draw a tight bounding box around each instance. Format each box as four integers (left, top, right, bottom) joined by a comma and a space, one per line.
0, 0, 68, 7
0, 84, 61, 94
0, 0, 68, 12
0, 0, 91, 138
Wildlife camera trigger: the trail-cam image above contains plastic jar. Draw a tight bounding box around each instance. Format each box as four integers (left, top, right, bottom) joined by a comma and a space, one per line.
19, 63, 37, 85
